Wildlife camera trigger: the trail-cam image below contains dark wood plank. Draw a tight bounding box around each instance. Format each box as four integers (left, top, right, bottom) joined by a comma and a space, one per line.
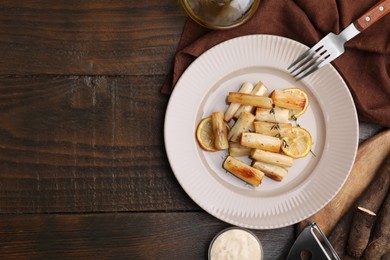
0, 212, 295, 259
0, 1, 186, 75
0, 75, 384, 213
0, 75, 198, 213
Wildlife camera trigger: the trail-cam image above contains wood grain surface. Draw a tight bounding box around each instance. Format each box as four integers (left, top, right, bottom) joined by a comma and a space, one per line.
0, 75, 201, 213
0, 212, 294, 259
0, 1, 185, 75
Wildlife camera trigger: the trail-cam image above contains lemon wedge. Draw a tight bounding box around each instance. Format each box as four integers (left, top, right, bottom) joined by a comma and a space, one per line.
278, 88, 309, 119
196, 117, 229, 152
281, 126, 312, 158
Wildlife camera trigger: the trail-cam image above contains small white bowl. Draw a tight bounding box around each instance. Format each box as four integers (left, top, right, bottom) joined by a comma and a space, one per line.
208, 227, 263, 260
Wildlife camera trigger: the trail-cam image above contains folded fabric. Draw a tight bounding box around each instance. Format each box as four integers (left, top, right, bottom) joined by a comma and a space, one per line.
162, 0, 390, 127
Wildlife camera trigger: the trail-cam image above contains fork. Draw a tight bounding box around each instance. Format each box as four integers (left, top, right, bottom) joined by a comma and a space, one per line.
288, 0, 390, 80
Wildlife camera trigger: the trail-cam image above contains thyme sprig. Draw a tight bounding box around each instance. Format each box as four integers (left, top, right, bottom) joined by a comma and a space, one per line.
269, 104, 276, 115
291, 114, 316, 156
269, 106, 316, 157
269, 105, 283, 140
291, 114, 300, 127
271, 123, 280, 131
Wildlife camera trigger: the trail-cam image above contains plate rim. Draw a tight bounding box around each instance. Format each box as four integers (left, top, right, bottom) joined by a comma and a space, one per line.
164, 34, 359, 229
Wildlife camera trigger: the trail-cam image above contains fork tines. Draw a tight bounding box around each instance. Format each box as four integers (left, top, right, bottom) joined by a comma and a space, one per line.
288, 45, 331, 81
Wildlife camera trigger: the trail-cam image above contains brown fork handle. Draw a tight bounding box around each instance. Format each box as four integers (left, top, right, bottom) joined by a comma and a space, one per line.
354, 0, 390, 31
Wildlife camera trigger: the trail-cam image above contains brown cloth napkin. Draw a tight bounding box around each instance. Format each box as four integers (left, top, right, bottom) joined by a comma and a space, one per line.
162, 0, 390, 128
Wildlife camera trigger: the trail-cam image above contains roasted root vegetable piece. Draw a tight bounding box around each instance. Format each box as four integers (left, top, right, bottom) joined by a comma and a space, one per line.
212, 112, 229, 150
241, 132, 281, 152
234, 81, 268, 119
228, 111, 255, 142
252, 161, 288, 181
296, 133, 390, 238
271, 89, 306, 110
348, 207, 377, 258
328, 210, 354, 259
254, 121, 292, 137
362, 192, 390, 260
255, 107, 290, 123
347, 154, 390, 258
224, 81, 254, 122
223, 156, 264, 187
248, 121, 255, 132
251, 149, 293, 168
228, 142, 252, 157
227, 92, 273, 109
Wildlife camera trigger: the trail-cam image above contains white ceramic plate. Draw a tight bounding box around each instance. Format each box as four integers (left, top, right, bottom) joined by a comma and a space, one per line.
164, 35, 358, 229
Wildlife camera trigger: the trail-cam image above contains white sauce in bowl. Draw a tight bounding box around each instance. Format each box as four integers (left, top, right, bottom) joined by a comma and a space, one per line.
209, 228, 263, 260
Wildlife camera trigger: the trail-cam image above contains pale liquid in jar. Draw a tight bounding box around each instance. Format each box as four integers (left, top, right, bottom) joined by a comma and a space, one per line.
187, 0, 254, 26
210, 228, 262, 260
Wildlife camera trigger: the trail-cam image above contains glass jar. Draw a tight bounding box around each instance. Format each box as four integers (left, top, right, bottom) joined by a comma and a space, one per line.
181, 0, 260, 30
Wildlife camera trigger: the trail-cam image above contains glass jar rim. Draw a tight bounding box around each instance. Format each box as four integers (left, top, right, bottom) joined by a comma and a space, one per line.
180, 0, 261, 30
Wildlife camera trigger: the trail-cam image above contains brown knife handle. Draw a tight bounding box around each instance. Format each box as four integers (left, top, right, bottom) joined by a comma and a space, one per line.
354, 0, 390, 31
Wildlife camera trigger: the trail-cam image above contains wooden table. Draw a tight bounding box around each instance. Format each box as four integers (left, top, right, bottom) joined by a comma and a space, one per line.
0, 1, 385, 259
